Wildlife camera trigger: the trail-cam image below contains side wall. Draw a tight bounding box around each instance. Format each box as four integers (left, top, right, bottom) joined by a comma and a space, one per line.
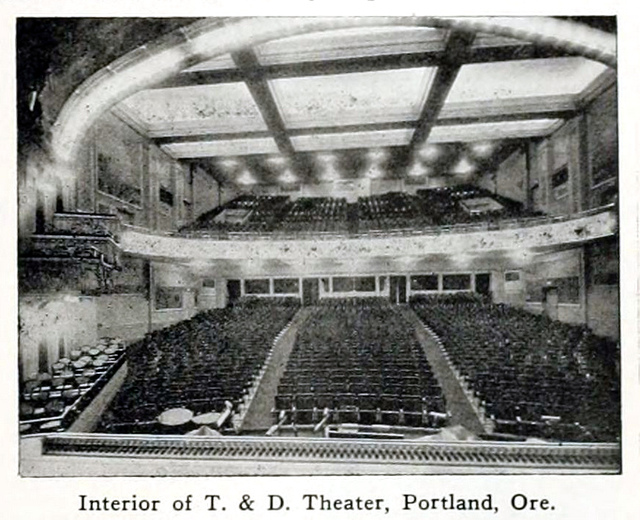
477, 85, 617, 215
19, 295, 98, 380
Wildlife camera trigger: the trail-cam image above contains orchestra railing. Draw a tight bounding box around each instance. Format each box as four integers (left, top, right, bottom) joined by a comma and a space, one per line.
36, 432, 620, 474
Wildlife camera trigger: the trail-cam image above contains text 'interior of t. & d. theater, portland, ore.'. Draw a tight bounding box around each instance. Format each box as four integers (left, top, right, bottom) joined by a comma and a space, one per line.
16, 16, 621, 475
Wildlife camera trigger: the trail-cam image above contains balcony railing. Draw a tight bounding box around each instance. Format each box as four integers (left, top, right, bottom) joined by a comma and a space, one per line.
122, 204, 617, 242
52, 212, 121, 240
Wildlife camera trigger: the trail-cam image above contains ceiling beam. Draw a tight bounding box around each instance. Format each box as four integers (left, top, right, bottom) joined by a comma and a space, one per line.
230, 49, 311, 177
406, 30, 476, 156
232, 49, 296, 157
436, 110, 575, 127
151, 44, 569, 90
154, 110, 576, 146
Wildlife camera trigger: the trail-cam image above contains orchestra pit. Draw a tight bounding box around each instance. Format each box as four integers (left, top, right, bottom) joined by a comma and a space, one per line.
17, 17, 620, 475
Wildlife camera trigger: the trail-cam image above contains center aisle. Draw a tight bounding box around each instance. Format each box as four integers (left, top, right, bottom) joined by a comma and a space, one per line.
240, 308, 313, 431
401, 307, 487, 435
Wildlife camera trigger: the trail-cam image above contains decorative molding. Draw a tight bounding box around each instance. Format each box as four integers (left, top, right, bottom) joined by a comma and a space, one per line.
39, 433, 620, 475
120, 207, 617, 266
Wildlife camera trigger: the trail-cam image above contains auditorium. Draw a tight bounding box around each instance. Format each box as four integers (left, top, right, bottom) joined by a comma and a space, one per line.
16, 17, 621, 475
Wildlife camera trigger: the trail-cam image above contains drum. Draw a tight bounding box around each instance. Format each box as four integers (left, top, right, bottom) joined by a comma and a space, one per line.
192, 411, 221, 426
157, 408, 194, 434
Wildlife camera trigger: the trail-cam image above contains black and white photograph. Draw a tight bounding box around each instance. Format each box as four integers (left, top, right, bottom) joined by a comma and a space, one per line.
9, 8, 636, 501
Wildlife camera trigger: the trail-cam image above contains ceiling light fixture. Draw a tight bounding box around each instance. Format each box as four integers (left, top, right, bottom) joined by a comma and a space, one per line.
321, 167, 341, 182
470, 141, 495, 158
316, 152, 341, 181
237, 169, 257, 185
218, 157, 241, 171
366, 164, 384, 179
417, 144, 441, 162
452, 156, 476, 175
315, 152, 337, 166
266, 155, 289, 169
365, 148, 388, 164
408, 162, 430, 177
279, 169, 298, 184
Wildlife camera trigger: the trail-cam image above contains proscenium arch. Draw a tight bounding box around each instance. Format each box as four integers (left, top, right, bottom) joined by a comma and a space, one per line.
50, 16, 616, 168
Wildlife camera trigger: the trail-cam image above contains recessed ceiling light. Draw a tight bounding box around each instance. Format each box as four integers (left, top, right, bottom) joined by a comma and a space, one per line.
366, 148, 388, 164
452, 156, 476, 175
279, 169, 298, 184
266, 155, 289, 169
321, 167, 341, 182
417, 144, 441, 162
316, 152, 340, 181
366, 164, 384, 179
408, 162, 430, 177
218, 157, 241, 170
315, 152, 336, 166
237, 169, 257, 185
470, 141, 495, 158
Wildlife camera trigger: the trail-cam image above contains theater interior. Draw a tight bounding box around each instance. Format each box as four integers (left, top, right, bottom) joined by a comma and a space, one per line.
17, 17, 621, 475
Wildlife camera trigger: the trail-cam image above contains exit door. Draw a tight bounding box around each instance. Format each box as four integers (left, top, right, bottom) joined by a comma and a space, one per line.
476, 273, 491, 297
389, 276, 407, 304
302, 278, 319, 306
543, 286, 559, 321
227, 280, 241, 304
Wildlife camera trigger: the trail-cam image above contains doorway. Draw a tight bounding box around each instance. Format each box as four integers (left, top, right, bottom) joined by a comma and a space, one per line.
227, 279, 241, 304
35, 190, 45, 233
542, 286, 559, 321
475, 273, 491, 297
389, 276, 407, 304
302, 278, 319, 306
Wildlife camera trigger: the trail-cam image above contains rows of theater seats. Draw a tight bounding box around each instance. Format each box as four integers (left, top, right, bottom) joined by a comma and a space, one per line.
179, 185, 539, 236
20, 338, 126, 434
274, 298, 447, 428
357, 192, 435, 230
411, 294, 619, 442
189, 195, 289, 233
280, 197, 349, 233
98, 299, 299, 433
415, 186, 538, 226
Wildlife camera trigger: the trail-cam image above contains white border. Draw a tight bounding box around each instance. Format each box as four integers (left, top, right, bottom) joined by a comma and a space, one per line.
2, 3, 639, 520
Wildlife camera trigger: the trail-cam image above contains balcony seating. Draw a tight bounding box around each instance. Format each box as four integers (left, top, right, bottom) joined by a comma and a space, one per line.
98, 299, 299, 433
278, 197, 348, 233
410, 294, 619, 442
178, 187, 539, 237
273, 298, 447, 428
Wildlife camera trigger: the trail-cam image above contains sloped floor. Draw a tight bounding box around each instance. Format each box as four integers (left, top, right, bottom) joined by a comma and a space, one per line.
401, 307, 487, 435
240, 308, 313, 431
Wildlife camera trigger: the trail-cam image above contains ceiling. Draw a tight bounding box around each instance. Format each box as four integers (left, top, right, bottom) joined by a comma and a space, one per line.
113, 22, 615, 189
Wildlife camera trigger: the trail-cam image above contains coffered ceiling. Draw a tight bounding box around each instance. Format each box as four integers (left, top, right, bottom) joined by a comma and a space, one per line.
113, 20, 616, 188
